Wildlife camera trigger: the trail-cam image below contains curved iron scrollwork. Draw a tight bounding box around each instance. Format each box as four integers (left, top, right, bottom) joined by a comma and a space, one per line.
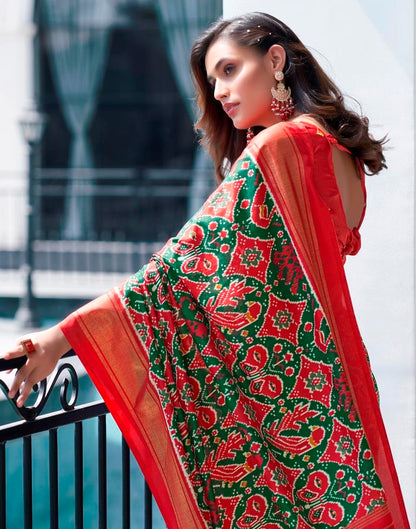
0, 362, 79, 421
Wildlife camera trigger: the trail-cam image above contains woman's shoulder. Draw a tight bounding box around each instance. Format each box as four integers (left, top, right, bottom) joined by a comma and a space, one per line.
253, 117, 329, 149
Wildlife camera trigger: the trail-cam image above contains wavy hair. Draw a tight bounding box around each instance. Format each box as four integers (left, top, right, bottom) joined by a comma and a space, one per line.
190, 12, 386, 181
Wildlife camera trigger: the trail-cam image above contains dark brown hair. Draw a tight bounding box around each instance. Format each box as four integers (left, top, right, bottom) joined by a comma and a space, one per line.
190, 12, 386, 181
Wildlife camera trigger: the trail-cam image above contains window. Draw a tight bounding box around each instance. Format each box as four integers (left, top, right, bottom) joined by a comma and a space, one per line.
37, 2, 196, 241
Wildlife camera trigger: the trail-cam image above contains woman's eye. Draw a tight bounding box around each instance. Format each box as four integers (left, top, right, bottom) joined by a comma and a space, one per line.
224, 64, 234, 76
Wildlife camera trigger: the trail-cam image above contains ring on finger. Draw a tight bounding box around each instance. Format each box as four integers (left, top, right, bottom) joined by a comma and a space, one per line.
21, 339, 36, 355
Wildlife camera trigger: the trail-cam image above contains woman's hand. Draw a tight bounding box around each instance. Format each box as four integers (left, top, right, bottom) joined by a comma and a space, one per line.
2, 325, 71, 407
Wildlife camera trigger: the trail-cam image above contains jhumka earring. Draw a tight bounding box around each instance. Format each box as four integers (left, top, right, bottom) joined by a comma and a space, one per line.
271, 71, 295, 121
246, 128, 255, 144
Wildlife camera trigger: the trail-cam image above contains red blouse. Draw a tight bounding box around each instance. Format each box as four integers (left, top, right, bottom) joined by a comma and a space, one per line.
298, 122, 366, 263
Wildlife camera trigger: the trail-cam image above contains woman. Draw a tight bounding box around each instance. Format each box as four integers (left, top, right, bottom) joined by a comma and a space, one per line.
2, 12, 410, 529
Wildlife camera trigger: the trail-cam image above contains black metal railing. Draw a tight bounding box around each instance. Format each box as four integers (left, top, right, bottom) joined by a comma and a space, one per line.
0, 353, 156, 529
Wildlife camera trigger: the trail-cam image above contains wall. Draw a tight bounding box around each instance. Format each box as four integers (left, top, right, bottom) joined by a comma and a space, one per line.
0, 0, 33, 247
223, 0, 415, 522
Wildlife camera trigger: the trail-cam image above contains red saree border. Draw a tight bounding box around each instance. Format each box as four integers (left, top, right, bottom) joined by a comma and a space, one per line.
60, 290, 207, 529
347, 506, 394, 529
247, 122, 410, 529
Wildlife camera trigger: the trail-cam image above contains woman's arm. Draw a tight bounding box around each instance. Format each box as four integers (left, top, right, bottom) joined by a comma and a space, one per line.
2, 324, 71, 407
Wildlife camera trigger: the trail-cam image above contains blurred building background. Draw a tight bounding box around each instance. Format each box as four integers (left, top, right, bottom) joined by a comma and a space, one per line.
0, 2, 222, 528
0, 0, 220, 321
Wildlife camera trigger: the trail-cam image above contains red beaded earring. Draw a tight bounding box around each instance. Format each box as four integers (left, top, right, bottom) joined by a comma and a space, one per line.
271, 71, 295, 121
246, 128, 255, 144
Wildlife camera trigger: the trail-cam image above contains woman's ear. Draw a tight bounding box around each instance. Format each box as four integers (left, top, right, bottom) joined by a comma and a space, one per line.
267, 44, 286, 72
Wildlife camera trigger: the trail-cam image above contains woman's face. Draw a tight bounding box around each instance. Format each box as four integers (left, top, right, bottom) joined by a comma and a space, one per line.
205, 37, 285, 129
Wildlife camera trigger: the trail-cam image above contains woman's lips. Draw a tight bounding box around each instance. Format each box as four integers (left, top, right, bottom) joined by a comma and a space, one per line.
223, 103, 239, 117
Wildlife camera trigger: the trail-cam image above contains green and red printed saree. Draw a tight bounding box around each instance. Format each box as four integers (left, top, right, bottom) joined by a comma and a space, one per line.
61, 121, 409, 529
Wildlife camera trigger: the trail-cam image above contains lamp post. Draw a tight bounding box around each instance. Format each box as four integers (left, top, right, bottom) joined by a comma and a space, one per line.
15, 105, 46, 328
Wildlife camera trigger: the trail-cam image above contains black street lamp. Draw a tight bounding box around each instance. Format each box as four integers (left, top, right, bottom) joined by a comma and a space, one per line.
15, 105, 46, 328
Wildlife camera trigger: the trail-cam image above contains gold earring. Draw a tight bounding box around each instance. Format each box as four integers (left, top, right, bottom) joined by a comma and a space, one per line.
271, 71, 295, 121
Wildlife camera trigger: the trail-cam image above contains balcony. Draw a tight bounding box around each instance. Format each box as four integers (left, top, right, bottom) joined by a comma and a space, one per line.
0, 166, 201, 320
0, 166, 188, 527
0, 350, 165, 529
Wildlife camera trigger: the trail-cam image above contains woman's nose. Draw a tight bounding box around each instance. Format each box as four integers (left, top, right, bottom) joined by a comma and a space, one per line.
214, 79, 228, 100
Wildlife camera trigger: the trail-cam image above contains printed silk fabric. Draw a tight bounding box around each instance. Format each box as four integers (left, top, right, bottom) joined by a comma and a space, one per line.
61, 122, 409, 529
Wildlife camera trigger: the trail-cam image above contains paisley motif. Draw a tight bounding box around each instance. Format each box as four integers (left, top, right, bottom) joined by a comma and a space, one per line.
122, 150, 387, 527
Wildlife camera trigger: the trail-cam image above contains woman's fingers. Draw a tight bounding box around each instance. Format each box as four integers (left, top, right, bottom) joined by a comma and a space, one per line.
4, 339, 35, 403
16, 373, 38, 407
9, 363, 43, 407
2, 342, 26, 360
2, 327, 70, 408
8, 361, 29, 400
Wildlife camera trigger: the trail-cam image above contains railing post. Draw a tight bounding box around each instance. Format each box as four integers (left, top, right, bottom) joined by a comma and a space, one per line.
49, 428, 59, 529
74, 422, 83, 529
23, 436, 33, 529
122, 438, 130, 529
144, 482, 152, 529
0, 442, 6, 529
98, 415, 107, 529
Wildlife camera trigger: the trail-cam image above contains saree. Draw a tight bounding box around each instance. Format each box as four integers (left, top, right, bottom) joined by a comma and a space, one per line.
61, 121, 409, 529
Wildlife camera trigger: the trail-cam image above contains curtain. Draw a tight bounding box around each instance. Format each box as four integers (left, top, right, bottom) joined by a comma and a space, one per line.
42, 0, 113, 239
154, 0, 222, 215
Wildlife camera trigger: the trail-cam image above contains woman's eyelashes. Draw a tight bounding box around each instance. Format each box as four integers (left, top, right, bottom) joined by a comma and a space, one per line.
223, 64, 235, 76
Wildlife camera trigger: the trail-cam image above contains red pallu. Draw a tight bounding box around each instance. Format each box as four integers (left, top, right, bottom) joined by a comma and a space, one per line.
61, 121, 409, 528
